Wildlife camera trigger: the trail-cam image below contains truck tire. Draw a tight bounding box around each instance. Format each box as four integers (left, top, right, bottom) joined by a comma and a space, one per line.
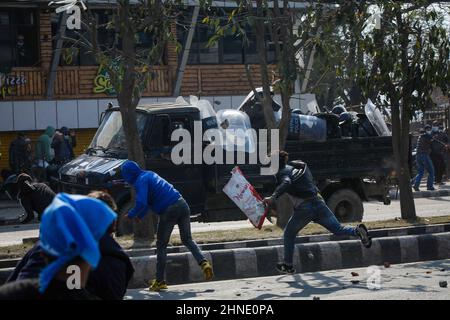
326, 189, 364, 223
117, 201, 134, 236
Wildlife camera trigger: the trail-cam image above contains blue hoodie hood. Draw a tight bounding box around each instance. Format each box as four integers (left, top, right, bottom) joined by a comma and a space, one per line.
121, 160, 143, 184
39, 193, 117, 293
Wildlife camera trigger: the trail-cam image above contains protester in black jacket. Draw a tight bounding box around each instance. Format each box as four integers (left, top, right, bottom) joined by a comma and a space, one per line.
16, 174, 56, 223
430, 122, 449, 184
263, 151, 372, 275
413, 125, 436, 191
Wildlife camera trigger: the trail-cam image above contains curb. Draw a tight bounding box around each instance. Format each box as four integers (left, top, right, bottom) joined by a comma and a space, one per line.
128, 232, 450, 288
2, 222, 448, 271
9, 223, 450, 262
390, 188, 450, 199
123, 223, 450, 257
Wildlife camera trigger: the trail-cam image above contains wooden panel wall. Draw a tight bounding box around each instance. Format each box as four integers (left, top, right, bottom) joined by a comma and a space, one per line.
2, 9, 272, 101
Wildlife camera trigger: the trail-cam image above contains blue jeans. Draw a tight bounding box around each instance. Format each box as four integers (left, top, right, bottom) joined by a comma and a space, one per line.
156, 198, 205, 281
284, 199, 357, 265
413, 153, 435, 190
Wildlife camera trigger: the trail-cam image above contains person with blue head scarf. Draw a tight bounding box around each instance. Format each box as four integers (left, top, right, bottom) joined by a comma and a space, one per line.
121, 160, 214, 291
0, 193, 116, 300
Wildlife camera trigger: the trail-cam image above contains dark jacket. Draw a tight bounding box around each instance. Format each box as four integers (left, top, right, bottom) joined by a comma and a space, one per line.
416, 133, 433, 154
6, 242, 45, 282
271, 161, 319, 200
87, 234, 135, 300
18, 182, 56, 222
51, 134, 71, 164
0, 278, 99, 300
9, 137, 30, 174
431, 132, 449, 155
5, 235, 134, 300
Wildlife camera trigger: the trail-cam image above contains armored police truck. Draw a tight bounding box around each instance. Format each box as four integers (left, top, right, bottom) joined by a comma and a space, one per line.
57, 95, 396, 234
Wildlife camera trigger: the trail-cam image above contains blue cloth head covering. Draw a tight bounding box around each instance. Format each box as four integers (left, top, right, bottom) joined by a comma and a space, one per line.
121, 160, 143, 185
39, 193, 117, 293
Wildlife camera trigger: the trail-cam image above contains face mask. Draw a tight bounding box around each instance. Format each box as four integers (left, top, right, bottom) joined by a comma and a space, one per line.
432, 127, 439, 132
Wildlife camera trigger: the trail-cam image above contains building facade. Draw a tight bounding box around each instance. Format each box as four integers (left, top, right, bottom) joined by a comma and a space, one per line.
0, 1, 305, 171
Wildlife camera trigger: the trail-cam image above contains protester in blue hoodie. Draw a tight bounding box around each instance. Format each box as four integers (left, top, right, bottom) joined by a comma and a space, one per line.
0, 194, 116, 300
121, 160, 214, 291
5, 191, 134, 300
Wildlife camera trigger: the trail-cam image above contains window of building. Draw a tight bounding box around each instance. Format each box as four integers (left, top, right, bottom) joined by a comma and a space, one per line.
52, 10, 165, 66
177, 11, 277, 65
0, 9, 38, 69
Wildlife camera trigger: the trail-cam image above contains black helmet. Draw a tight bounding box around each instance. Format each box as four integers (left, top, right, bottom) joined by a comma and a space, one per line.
339, 112, 354, 124
332, 106, 347, 115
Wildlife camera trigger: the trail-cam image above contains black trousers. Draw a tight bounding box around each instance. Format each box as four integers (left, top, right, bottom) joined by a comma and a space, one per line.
430, 153, 446, 183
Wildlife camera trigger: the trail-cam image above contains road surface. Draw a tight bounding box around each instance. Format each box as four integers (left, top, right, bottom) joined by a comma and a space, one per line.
1, 196, 450, 247
125, 259, 450, 300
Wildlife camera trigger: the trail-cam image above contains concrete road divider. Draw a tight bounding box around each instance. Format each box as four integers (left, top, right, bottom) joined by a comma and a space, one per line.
124, 223, 450, 257
129, 232, 450, 288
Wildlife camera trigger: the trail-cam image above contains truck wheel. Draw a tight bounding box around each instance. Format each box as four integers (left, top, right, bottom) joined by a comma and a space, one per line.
117, 201, 134, 236
326, 189, 364, 223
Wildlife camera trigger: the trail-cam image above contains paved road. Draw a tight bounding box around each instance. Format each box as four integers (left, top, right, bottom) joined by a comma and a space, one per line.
125, 259, 450, 300
1, 196, 450, 247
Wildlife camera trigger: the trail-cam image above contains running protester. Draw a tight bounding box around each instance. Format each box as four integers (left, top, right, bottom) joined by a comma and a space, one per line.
263, 151, 372, 275
121, 160, 214, 291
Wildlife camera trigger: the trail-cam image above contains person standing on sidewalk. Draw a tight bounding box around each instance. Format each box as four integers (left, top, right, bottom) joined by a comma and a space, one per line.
430, 122, 449, 185
121, 160, 214, 291
413, 125, 435, 191
263, 151, 372, 275
34, 126, 55, 181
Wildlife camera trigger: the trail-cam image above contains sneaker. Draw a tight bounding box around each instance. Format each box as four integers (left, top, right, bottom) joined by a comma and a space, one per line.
276, 263, 296, 275
356, 224, 372, 248
200, 260, 214, 281
149, 279, 168, 292
427, 187, 436, 191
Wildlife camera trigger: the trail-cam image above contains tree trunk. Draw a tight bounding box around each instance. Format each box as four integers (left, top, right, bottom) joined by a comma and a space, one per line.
398, 102, 416, 220
118, 1, 155, 245
391, 98, 417, 220
254, 0, 276, 131
395, 8, 416, 221
279, 91, 292, 149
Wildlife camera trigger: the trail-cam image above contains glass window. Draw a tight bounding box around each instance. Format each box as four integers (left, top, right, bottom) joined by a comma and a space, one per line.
197, 27, 219, 64
0, 10, 38, 68
91, 111, 148, 150
179, 10, 277, 66
223, 34, 243, 64
244, 32, 259, 64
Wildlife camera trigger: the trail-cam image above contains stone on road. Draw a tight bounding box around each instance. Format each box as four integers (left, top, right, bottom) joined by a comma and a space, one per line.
125, 260, 450, 300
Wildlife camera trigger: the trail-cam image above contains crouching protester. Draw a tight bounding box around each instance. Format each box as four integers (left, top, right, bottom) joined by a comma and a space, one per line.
0, 193, 116, 299
121, 160, 214, 291
4, 191, 134, 300
16, 173, 56, 223
263, 151, 372, 275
